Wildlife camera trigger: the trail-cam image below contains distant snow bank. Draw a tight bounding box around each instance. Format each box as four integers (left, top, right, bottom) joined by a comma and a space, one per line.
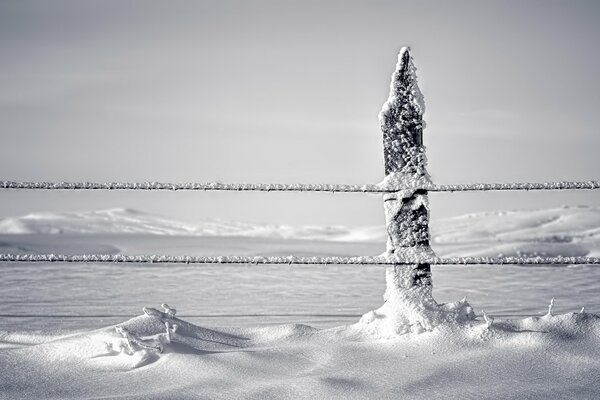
0, 208, 359, 240
1, 206, 599, 251
433, 205, 600, 258
434, 205, 600, 244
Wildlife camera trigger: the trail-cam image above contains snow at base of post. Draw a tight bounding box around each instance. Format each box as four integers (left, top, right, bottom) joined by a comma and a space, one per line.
356, 265, 475, 337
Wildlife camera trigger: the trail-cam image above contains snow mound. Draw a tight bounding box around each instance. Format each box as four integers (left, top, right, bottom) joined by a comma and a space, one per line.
355, 294, 475, 338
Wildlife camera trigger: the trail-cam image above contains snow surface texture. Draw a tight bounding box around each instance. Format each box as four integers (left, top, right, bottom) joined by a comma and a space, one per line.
1, 303, 599, 399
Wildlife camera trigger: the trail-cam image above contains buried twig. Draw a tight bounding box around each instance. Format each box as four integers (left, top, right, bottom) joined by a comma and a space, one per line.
546, 298, 555, 317
481, 310, 494, 329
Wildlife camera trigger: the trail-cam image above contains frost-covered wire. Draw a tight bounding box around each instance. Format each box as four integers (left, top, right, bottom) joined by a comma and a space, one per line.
1, 254, 599, 265
0, 181, 391, 192
434, 181, 600, 192
1, 180, 599, 192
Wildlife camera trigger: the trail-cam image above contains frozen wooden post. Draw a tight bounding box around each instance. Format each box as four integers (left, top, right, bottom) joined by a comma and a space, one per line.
358, 47, 474, 335
380, 46, 432, 294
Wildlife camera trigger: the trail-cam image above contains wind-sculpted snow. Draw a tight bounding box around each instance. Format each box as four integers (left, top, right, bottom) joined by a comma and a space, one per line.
2, 253, 599, 265
1, 180, 599, 192
2, 303, 600, 399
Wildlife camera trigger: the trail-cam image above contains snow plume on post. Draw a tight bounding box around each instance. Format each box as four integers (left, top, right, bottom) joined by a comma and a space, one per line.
356, 48, 474, 337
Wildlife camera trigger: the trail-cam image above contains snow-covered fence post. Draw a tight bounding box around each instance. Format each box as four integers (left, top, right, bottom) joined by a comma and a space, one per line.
356, 47, 475, 335
379, 47, 432, 293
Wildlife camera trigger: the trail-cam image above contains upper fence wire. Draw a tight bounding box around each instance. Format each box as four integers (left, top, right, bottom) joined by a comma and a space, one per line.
1, 180, 600, 192
2, 254, 600, 265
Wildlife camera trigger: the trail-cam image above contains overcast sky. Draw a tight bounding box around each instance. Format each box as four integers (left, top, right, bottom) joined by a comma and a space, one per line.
1, 0, 599, 227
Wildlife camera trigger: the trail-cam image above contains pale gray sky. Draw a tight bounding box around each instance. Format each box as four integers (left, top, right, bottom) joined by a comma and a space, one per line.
1, 0, 599, 227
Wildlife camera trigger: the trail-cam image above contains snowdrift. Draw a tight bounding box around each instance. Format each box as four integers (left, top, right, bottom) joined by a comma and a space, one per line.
1, 303, 599, 399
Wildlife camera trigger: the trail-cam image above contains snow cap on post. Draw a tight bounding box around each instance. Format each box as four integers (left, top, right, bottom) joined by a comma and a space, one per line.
379, 47, 427, 177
